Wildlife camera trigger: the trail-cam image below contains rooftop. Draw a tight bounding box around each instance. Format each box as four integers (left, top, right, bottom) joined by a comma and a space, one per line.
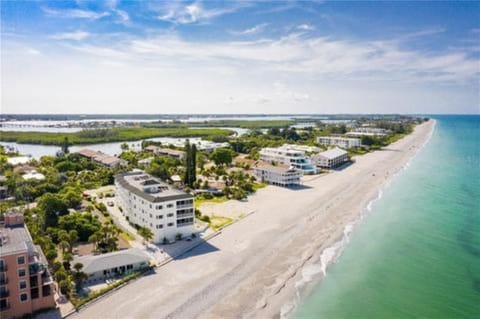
7, 156, 31, 166
318, 136, 361, 141
317, 147, 348, 159
76, 149, 125, 166
0, 223, 34, 257
73, 248, 151, 274
116, 171, 192, 203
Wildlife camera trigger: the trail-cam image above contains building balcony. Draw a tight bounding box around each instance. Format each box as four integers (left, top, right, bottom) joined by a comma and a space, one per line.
41, 272, 54, 285
29, 262, 46, 275
176, 203, 194, 209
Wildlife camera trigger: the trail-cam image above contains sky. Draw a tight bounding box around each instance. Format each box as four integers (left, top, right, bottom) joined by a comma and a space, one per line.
1, 0, 479, 115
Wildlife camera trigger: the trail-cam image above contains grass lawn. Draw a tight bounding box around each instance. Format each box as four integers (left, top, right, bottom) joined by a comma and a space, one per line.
209, 215, 234, 231
195, 195, 229, 208
252, 182, 267, 191
119, 231, 135, 242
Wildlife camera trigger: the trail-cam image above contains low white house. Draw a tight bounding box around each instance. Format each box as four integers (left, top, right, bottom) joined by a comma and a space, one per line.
317, 136, 361, 149
312, 148, 349, 169
138, 157, 154, 166
73, 248, 151, 284
253, 163, 303, 187
22, 170, 45, 180
7, 156, 31, 166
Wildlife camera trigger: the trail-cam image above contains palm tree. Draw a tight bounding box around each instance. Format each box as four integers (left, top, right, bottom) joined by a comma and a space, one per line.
59, 240, 70, 255
72, 262, 87, 288
88, 233, 99, 252
63, 252, 73, 270
138, 227, 154, 244
68, 230, 78, 253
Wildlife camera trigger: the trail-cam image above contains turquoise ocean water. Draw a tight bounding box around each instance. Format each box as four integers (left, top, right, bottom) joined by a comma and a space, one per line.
295, 115, 480, 319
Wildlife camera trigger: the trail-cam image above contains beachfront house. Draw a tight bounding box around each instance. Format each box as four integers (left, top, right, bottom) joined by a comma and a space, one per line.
259, 146, 317, 174
115, 171, 195, 243
312, 148, 349, 169
316, 136, 361, 149
73, 248, 151, 284
253, 163, 303, 187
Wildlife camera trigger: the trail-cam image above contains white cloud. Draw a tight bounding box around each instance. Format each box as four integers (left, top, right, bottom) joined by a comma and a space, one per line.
105, 0, 130, 25
51, 31, 91, 41
114, 9, 130, 24
42, 7, 110, 20
230, 23, 268, 36
296, 24, 315, 31
77, 33, 477, 84
2, 30, 478, 114
155, 1, 247, 24
26, 48, 41, 55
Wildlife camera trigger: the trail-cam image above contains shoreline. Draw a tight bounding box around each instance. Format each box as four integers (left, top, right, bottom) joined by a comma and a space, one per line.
71, 120, 435, 319
278, 120, 436, 318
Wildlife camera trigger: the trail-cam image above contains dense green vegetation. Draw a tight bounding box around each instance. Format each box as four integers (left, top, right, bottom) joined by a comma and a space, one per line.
229, 127, 316, 158
0, 127, 233, 145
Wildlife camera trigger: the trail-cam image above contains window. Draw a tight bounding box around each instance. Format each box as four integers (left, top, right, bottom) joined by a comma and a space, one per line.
42, 285, 51, 297
167, 223, 174, 227
19, 280, 27, 290
156, 205, 163, 210
31, 287, 39, 299
20, 292, 28, 302
167, 213, 174, 217
17, 256, 25, 265
156, 215, 163, 220
156, 224, 163, 229
18, 269, 26, 277
167, 203, 174, 208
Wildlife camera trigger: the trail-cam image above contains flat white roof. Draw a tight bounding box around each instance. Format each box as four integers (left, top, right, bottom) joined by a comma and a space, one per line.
318, 147, 348, 159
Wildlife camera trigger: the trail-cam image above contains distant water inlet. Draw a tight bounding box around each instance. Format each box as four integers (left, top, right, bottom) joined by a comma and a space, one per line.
294, 115, 480, 319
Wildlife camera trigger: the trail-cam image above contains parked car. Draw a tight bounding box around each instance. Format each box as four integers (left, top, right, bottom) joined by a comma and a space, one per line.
107, 201, 114, 207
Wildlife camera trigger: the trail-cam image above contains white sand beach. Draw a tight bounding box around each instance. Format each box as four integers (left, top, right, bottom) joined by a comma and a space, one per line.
71, 120, 435, 319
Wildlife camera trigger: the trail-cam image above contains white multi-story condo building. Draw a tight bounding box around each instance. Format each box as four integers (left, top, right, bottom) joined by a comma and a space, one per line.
345, 127, 389, 137
259, 146, 317, 174
253, 163, 303, 187
115, 171, 195, 243
317, 136, 361, 149
312, 147, 349, 169
282, 144, 320, 153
